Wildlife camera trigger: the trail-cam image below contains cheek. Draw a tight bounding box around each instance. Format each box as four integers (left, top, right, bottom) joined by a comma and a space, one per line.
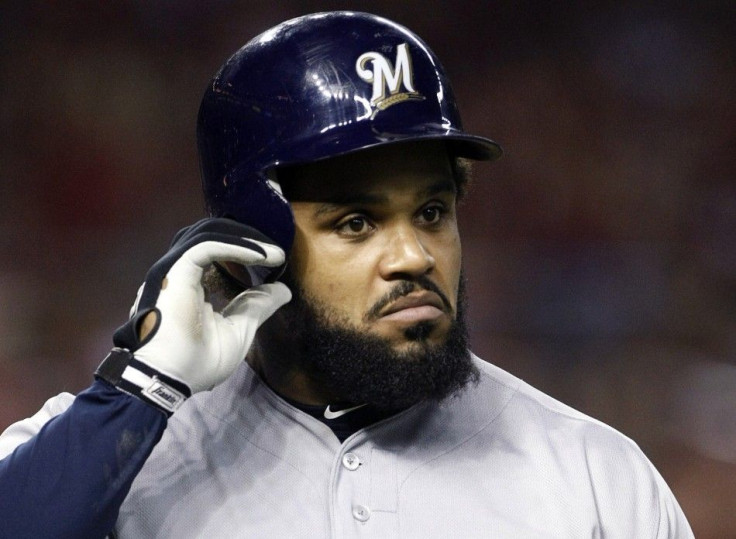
436, 228, 462, 293
289, 231, 374, 317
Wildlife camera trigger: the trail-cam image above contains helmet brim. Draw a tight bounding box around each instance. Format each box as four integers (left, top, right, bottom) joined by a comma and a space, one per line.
272, 125, 502, 170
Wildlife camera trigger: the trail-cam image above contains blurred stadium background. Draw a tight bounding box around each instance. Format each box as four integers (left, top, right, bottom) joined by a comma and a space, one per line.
1, 2, 733, 536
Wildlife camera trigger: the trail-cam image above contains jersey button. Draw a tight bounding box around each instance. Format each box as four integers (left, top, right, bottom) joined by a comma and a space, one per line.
342, 452, 361, 470
352, 504, 371, 522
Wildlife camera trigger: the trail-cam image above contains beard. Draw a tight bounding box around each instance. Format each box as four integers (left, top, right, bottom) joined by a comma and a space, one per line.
275, 272, 479, 411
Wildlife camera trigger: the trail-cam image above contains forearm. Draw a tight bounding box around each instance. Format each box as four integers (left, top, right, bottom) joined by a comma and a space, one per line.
0, 380, 166, 538
0, 219, 288, 538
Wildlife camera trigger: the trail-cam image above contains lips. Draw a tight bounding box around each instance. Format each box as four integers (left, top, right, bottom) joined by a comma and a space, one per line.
379, 291, 447, 323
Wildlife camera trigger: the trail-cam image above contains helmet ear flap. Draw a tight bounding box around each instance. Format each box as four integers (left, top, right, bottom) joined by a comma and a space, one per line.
217, 166, 295, 255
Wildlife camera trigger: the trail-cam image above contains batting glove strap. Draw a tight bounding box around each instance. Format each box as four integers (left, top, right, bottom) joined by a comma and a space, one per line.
95, 348, 192, 417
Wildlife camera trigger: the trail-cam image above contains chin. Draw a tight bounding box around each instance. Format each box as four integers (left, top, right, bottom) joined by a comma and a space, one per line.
373, 320, 451, 352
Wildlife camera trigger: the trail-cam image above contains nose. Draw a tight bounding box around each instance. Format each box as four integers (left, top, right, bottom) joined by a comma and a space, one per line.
378, 225, 435, 280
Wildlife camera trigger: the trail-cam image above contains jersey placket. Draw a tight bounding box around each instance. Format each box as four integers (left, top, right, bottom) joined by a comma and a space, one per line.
331, 441, 399, 538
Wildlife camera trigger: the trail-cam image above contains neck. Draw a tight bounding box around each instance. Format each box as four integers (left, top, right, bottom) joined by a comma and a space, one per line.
247, 315, 341, 406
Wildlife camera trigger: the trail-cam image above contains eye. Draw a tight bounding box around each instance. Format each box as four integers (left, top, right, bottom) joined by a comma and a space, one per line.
336, 215, 374, 237
418, 204, 446, 225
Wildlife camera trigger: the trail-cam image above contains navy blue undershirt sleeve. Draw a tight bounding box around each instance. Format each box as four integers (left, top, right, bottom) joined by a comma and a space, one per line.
0, 380, 167, 539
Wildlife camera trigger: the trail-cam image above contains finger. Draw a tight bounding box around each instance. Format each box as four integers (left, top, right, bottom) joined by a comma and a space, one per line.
170, 218, 282, 253
162, 241, 276, 291
184, 240, 285, 270
222, 282, 292, 327
244, 239, 288, 267
129, 283, 146, 318
137, 224, 286, 313
212, 283, 292, 384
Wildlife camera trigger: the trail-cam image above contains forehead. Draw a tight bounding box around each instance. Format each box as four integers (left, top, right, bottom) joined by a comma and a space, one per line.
277, 140, 454, 203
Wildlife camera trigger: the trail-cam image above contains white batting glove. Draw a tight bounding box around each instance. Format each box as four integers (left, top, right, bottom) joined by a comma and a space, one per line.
95, 218, 291, 415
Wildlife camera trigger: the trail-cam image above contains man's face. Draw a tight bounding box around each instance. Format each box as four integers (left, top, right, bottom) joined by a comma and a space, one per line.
266, 140, 475, 409
281, 140, 462, 352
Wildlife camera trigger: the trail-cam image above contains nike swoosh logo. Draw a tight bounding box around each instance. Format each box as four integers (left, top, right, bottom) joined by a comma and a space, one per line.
323, 403, 367, 420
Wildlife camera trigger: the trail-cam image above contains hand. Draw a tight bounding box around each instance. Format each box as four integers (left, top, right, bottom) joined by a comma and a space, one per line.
95, 218, 291, 415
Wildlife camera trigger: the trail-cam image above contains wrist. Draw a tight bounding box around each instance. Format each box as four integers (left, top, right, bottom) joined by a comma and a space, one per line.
95, 348, 191, 416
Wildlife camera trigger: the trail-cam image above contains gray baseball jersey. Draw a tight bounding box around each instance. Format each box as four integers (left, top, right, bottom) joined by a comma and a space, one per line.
1, 355, 693, 537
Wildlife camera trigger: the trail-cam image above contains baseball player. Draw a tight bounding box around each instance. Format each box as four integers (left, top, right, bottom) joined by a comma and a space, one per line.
0, 12, 693, 538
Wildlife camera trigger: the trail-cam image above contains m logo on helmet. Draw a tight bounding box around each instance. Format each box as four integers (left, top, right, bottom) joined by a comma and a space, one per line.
356, 43, 425, 117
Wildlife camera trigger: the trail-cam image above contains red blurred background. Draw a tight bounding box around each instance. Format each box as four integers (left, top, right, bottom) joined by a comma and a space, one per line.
1, 2, 734, 536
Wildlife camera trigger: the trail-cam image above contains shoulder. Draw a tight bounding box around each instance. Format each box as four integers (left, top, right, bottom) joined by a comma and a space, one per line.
472, 355, 652, 470
469, 355, 693, 537
0, 392, 76, 459
473, 354, 636, 443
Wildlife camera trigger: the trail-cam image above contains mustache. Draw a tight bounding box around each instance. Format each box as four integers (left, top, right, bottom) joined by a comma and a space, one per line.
365, 276, 453, 321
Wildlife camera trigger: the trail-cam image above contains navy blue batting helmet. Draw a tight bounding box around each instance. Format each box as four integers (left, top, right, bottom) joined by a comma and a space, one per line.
197, 11, 502, 254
